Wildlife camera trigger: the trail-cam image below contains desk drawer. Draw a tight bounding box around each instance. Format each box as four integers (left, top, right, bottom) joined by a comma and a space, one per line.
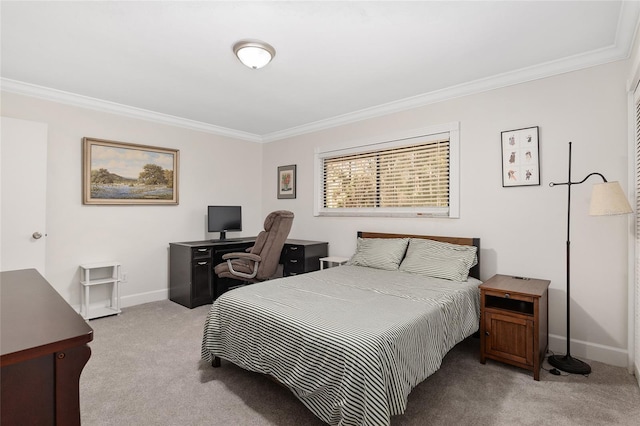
283, 258, 305, 275
191, 247, 212, 260
282, 244, 305, 261
281, 242, 327, 276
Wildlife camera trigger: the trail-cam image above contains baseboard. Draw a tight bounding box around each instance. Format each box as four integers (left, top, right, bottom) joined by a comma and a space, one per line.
120, 289, 168, 308
72, 289, 169, 318
549, 334, 628, 368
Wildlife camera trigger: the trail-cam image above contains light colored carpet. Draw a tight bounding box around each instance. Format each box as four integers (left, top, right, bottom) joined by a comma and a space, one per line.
80, 300, 640, 425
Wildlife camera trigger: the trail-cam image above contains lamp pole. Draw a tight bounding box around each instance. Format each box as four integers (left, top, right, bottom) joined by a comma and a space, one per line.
548, 142, 606, 375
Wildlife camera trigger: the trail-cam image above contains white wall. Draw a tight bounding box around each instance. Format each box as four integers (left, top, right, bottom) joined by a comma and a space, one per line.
0, 92, 263, 307
262, 60, 632, 366
0, 59, 632, 367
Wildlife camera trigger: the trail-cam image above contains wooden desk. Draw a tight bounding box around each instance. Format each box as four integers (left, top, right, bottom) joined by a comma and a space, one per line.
169, 238, 328, 308
1, 269, 94, 425
169, 238, 257, 308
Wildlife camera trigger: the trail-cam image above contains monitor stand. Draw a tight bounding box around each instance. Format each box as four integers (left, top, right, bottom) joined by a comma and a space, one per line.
211, 232, 242, 242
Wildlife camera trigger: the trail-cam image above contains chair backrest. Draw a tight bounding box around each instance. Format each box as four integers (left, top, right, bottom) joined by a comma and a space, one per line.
251, 210, 294, 280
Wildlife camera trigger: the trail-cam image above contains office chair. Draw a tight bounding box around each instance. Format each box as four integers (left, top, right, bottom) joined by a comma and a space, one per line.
214, 210, 294, 283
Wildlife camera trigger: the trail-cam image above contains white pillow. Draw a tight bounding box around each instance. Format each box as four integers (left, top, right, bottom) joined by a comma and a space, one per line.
399, 238, 477, 281
347, 238, 409, 271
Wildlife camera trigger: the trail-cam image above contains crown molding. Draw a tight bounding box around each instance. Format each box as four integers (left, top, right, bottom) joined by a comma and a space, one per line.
0, 78, 263, 143
262, 2, 640, 143
262, 48, 625, 142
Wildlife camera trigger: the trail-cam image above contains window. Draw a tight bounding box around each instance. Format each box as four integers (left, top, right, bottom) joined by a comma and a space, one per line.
314, 122, 459, 217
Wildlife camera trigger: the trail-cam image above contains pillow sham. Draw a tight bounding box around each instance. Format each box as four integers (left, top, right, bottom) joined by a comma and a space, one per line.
399, 238, 478, 281
347, 237, 409, 271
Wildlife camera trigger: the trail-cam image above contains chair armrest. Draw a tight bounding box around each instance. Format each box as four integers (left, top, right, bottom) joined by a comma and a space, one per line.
221, 252, 261, 262
222, 252, 261, 279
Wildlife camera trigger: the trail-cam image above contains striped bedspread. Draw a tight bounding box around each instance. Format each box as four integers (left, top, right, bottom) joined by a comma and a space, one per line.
201, 265, 481, 426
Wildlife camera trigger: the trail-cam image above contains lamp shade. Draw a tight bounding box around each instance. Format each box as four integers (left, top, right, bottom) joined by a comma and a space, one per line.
233, 40, 275, 69
589, 181, 633, 216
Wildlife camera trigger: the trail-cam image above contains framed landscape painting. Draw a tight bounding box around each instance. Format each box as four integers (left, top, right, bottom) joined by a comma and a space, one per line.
82, 138, 179, 205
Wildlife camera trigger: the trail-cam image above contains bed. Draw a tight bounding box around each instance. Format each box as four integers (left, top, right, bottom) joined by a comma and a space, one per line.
201, 231, 481, 426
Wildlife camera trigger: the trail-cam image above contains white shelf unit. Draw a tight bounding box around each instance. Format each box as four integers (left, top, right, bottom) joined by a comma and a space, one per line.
79, 261, 121, 320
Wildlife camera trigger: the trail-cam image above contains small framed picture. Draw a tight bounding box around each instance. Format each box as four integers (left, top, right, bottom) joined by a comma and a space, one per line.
277, 165, 296, 199
501, 126, 540, 187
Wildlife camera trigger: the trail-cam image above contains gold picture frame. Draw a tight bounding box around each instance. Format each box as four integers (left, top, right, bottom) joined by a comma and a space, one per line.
82, 137, 179, 205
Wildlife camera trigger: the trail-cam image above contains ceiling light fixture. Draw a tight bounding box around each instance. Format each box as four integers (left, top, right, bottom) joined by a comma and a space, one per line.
233, 40, 276, 70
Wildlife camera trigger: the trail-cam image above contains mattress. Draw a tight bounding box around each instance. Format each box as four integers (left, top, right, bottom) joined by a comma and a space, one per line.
201, 265, 481, 426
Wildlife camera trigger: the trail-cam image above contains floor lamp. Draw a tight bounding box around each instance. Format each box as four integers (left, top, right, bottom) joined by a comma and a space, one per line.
548, 142, 632, 375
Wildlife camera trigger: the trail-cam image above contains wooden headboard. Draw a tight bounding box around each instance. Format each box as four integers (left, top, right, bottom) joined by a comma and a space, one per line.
357, 231, 481, 280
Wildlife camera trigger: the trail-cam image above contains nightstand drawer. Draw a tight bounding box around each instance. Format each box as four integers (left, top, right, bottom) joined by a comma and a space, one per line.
483, 289, 534, 304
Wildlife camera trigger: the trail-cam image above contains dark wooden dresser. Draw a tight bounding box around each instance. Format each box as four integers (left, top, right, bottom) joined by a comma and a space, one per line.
1, 269, 94, 425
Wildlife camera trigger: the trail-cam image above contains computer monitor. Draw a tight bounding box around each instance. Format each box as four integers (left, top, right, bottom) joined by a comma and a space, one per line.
207, 206, 242, 240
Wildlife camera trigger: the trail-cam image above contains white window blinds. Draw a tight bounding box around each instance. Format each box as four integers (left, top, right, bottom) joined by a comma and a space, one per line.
322, 139, 450, 208
314, 122, 460, 218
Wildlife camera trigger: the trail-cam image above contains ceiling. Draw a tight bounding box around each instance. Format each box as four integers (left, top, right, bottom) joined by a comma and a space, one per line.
2, 1, 639, 142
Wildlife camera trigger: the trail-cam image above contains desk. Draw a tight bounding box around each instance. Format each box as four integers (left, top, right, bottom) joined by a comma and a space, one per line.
280, 239, 329, 277
169, 238, 328, 308
169, 238, 255, 308
1, 269, 93, 425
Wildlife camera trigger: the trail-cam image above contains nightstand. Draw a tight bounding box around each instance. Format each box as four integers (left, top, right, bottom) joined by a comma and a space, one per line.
480, 274, 550, 381
320, 256, 349, 270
